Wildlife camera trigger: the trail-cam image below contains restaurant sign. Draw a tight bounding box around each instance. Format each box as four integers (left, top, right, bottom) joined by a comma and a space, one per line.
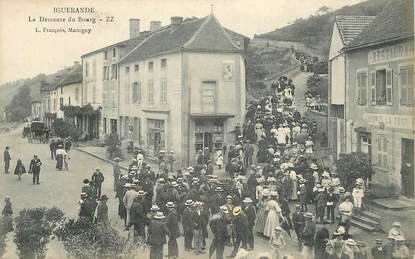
363, 113, 414, 130
368, 42, 414, 65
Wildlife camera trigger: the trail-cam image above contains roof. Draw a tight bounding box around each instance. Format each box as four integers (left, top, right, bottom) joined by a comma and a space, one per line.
81, 32, 151, 58
120, 15, 246, 64
57, 64, 82, 88
345, 0, 414, 50
335, 16, 375, 45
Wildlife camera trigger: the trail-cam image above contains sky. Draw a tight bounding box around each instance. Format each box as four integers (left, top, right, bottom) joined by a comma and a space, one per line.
0, 0, 364, 85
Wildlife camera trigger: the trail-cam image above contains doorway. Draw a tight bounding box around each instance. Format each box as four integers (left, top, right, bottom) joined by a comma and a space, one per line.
401, 138, 414, 197
203, 132, 213, 154
154, 132, 161, 157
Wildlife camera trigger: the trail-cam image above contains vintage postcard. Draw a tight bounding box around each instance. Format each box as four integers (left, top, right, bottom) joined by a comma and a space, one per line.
0, 0, 413, 258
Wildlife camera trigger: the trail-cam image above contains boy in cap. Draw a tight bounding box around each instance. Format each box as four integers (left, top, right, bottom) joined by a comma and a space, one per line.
371, 239, 386, 259
269, 226, 285, 259
301, 212, 316, 259
96, 194, 109, 223
182, 200, 194, 251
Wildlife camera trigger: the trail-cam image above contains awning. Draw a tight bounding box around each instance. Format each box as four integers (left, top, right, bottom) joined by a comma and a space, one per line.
354, 126, 369, 133
190, 113, 234, 120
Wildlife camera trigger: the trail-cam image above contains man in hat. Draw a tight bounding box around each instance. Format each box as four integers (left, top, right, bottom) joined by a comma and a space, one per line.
328, 241, 349, 259
371, 239, 386, 259
243, 140, 254, 167
227, 206, 248, 258
355, 242, 368, 259
148, 211, 170, 259
301, 212, 316, 259
315, 187, 328, 223
299, 178, 308, 211
92, 168, 105, 199
182, 200, 194, 251
129, 192, 146, 240
192, 202, 205, 255
166, 202, 179, 259
314, 221, 330, 259
79, 193, 95, 222
210, 186, 225, 215
123, 183, 139, 228
292, 204, 305, 250
326, 187, 337, 224
242, 197, 256, 251
3, 146, 11, 174
209, 205, 229, 259
343, 239, 358, 259
113, 158, 121, 192
96, 194, 109, 223
29, 154, 42, 185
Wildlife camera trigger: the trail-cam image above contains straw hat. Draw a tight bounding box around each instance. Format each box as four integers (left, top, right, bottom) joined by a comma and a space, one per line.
166, 202, 175, 208
220, 205, 229, 214
243, 197, 253, 203
154, 212, 165, 219
304, 212, 313, 219
233, 206, 242, 216
185, 200, 194, 206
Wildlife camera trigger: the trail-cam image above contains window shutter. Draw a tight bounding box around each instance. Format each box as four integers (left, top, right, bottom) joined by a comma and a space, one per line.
386, 68, 393, 105
356, 73, 361, 104
363, 71, 368, 105
371, 71, 376, 105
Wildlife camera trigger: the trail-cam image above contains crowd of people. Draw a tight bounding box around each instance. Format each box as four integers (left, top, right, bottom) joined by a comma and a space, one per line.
70, 73, 413, 259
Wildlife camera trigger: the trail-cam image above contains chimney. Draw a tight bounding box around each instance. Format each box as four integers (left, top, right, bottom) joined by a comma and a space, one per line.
129, 18, 140, 39
170, 16, 183, 31
150, 21, 162, 32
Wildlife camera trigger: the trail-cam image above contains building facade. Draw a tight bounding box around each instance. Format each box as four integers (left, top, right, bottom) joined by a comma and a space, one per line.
117, 15, 248, 167
341, 0, 414, 197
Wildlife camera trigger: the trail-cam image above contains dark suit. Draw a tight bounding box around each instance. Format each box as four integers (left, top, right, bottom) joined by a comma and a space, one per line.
29, 158, 42, 184
230, 212, 248, 256
328, 253, 350, 259
166, 209, 180, 258
4, 150, 10, 173
243, 205, 256, 249
314, 226, 329, 259
292, 211, 305, 248
371, 247, 387, 259
130, 199, 146, 240
209, 213, 228, 259
148, 219, 170, 259
182, 207, 194, 250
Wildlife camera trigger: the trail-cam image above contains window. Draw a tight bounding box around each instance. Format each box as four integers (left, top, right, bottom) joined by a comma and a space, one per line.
132, 82, 141, 104
377, 135, 388, 169
104, 51, 108, 60
400, 66, 414, 106
93, 60, 96, 77
160, 78, 167, 103
148, 61, 153, 72
111, 64, 117, 79
125, 66, 130, 74
85, 62, 89, 77
372, 69, 393, 105
103, 118, 107, 135
68, 97, 71, 106
125, 82, 130, 104
92, 84, 96, 103
113, 48, 116, 58
148, 79, 154, 104
133, 118, 140, 143
103, 66, 109, 80
134, 64, 139, 72
60, 86, 63, 94
202, 81, 216, 104
75, 88, 79, 101
356, 71, 368, 105
161, 59, 167, 69
59, 97, 63, 108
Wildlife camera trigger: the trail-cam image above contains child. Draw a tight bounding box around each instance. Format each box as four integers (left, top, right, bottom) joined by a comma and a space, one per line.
352, 182, 364, 213
270, 226, 286, 259
216, 150, 223, 169
14, 159, 26, 180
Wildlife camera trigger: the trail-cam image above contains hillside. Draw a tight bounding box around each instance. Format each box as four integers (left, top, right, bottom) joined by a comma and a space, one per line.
0, 66, 75, 121
255, 0, 389, 56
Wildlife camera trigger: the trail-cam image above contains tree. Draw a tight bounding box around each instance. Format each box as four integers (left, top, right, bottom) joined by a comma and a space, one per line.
55, 217, 143, 259
8, 86, 32, 121
105, 133, 123, 159
53, 120, 81, 141
14, 207, 64, 259
335, 152, 373, 190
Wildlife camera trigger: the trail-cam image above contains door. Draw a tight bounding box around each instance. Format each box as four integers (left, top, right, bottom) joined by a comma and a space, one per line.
203, 132, 213, 154
401, 139, 414, 197
154, 132, 161, 157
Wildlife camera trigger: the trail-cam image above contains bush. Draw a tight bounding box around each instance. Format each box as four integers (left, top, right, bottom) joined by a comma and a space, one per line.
53, 120, 81, 141
0, 217, 11, 258
335, 152, 373, 191
14, 207, 64, 259
55, 217, 143, 259
105, 133, 123, 159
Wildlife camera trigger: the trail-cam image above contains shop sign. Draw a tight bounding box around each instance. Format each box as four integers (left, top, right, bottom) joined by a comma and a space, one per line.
363, 113, 414, 130
368, 42, 414, 65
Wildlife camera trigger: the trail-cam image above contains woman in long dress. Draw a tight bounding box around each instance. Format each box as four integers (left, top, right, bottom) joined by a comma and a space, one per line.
255, 189, 270, 235
264, 192, 283, 238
